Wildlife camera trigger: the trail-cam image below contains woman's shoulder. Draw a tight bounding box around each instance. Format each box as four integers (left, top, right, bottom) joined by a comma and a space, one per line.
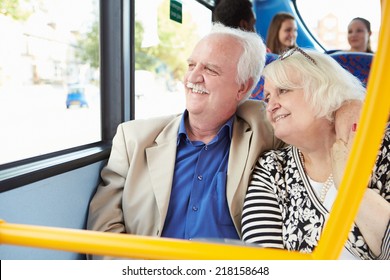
384, 124, 390, 141
377, 124, 390, 159
376, 124, 390, 154
258, 145, 293, 168
262, 145, 292, 158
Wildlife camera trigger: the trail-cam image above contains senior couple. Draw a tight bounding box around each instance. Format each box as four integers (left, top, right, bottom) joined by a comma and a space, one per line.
87, 23, 390, 260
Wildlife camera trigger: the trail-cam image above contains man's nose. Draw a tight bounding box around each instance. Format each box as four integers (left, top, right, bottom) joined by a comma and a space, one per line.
187, 66, 204, 83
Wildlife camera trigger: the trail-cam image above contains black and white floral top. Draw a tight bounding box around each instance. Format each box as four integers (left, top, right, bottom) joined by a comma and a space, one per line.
242, 127, 390, 259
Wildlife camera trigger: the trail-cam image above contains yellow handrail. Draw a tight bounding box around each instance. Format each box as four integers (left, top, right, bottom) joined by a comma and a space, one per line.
0, 220, 311, 260
313, 0, 390, 259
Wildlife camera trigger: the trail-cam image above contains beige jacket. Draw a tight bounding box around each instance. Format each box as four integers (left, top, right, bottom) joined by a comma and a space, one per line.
87, 100, 281, 247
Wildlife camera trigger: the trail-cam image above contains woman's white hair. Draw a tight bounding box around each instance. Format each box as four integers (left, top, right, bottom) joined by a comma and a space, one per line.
209, 23, 267, 101
262, 48, 366, 121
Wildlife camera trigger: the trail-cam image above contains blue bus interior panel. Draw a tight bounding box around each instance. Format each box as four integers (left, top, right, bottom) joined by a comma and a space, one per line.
253, 0, 321, 50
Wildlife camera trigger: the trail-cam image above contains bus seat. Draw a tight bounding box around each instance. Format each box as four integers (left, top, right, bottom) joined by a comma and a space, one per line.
250, 52, 279, 100
0, 160, 105, 260
329, 52, 374, 88
324, 49, 341, 55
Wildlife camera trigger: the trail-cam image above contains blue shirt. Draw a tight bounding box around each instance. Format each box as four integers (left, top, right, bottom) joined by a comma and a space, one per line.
161, 111, 239, 240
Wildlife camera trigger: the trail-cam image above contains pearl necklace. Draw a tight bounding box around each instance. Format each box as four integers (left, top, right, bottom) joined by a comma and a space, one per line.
298, 150, 334, 203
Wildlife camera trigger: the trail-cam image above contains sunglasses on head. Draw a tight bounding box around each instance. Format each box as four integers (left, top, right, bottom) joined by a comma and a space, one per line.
279, 47, 317, 65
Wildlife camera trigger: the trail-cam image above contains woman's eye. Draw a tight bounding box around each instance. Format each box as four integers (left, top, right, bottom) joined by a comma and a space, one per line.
279, 89, 289, 94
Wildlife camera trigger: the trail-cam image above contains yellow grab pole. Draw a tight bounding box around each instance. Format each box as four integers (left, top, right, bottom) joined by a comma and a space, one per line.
0, 220, 312, 260
313, 0, 390, 259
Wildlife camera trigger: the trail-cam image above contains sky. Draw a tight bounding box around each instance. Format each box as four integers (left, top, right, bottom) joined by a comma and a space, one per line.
294, 0, 382, 50
297, 0, 381, 30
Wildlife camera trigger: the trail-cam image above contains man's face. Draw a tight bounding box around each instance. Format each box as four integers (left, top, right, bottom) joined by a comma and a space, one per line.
183, 34, 248, 123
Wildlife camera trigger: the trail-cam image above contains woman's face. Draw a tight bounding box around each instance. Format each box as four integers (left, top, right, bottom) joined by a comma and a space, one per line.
278, 19, 297, 50
348, 19, 371, 52
263, 73, 322, 146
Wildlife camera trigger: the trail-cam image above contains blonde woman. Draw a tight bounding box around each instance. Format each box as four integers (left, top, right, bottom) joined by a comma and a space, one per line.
241, 48, 390, 259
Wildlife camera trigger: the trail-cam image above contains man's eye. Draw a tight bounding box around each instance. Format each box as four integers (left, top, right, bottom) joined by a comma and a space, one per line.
206, 67, 218, 75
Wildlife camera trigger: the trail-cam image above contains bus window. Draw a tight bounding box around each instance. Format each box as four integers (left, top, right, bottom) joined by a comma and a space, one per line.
296, 0, 380, 52
0, 0, 100, 165
134, 0, 212, 119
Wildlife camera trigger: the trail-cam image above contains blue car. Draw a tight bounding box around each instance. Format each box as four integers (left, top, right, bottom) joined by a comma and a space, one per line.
66, 84, 88, 108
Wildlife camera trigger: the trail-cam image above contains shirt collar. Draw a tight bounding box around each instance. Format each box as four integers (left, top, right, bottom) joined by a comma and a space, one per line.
177, 110, 234, 145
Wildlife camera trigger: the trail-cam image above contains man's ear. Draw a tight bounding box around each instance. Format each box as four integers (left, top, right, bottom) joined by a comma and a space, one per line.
237, 78, 254, 100
239, 19, 249, 30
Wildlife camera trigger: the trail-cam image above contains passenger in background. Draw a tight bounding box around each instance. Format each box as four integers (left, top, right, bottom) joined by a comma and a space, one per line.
212, 0, 256, 32
347, 17, 373, 53
87, 23, 282, 259
241, 47, 390, 260
266, 12, 297, 54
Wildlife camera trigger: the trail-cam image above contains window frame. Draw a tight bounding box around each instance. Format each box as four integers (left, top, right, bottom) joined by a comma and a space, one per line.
0, 0, 214, 192
0, 0, 133, 192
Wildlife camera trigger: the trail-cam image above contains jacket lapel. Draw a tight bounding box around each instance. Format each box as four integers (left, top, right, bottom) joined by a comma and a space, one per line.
226, 117, 251, 210
145, 116, 181, 231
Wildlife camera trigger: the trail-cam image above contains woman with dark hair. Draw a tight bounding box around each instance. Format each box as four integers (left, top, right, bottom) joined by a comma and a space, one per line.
347, 17, 373, 53
266, 12, 297, 54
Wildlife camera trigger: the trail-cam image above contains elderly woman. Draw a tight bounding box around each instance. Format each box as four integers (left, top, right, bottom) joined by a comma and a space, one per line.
241, 48, 390, 259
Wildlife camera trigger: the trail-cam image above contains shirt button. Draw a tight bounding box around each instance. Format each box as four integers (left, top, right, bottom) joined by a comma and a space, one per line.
197, 175, 203, 180
192, 206, 198, 211
204, 145, 208, 150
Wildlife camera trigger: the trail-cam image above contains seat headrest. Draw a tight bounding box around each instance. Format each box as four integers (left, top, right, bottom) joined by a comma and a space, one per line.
330, 51, 374, 87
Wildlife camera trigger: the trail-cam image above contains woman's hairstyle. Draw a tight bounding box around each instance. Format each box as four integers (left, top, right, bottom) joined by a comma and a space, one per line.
350, 17, 373, 53
208, 23, 267, 101
262, 49, 365, 122
266, 12, 296, 54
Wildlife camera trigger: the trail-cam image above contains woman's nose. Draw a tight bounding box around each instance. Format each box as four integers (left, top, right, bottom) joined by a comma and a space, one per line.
266, 97, 280, 113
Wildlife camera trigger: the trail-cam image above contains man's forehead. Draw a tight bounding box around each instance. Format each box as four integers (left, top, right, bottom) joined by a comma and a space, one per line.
191, 34, 241, 56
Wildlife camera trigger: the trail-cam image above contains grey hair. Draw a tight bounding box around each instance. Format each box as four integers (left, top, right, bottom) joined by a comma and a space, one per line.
208, 23, 267, 101
262, 49, 365, 121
